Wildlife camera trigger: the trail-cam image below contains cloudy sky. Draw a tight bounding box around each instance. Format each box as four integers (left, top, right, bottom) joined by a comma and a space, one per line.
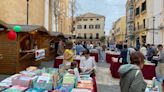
76, 0, 127, 35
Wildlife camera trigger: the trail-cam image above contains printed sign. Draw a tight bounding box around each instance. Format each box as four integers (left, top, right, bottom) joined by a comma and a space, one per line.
35, 49, 45, 61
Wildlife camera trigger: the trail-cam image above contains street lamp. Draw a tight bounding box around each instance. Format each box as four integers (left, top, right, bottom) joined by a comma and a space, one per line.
27, 0, 29, 25
153, 17, 155, 44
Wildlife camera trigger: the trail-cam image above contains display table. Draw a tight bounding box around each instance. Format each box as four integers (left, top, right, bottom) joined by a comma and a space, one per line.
142, 62, 156, 80
54, 55, 81, 68
106, 51, 120, 63
110, 58, 121, 78
0, 67, 97, 92
145, 80, 163, 92
90, 52, 98, 62
110, 58, 156, 79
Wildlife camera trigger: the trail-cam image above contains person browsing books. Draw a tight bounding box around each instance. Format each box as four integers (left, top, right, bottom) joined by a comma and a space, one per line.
80, 49, 96, 76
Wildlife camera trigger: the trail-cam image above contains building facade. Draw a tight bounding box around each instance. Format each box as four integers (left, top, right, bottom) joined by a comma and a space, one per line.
112, 16, 126, 43
0, 0, 45, 26
0, 0, 70, 34
126, 0, 164, 46
126, 0, 135, 46
75, 13, 105, 40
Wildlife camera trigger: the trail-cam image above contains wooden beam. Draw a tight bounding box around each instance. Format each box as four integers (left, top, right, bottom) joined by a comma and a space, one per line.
20, 34, 30, 42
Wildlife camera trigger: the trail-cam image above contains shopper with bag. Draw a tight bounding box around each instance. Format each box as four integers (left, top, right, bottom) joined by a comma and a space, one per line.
118, 51, 147, 92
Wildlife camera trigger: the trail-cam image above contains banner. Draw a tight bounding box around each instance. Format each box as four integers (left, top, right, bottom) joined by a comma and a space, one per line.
35, 49, 45, 61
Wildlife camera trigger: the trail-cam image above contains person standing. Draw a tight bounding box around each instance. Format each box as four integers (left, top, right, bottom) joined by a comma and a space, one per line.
96, 43, 103, 62
140, 44, 147, 58
118, 51, 147, 92
147, 44, 154, 61
75, 42, 84, 55
119, 45, 128, 64
156, 44, 164, 79
63, 41, 74, 68
57, 39, 65, 56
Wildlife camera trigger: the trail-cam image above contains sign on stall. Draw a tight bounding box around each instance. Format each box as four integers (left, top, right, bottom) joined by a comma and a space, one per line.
35, 49, 45, 61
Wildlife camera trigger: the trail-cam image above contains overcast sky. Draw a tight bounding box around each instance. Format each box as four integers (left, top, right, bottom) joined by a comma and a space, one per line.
76, 0, 127, 35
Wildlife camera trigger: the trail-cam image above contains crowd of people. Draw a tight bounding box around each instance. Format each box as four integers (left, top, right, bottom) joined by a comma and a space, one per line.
111, 43, 164, 92
54, 39, 107, 76
55, 39, 164, 91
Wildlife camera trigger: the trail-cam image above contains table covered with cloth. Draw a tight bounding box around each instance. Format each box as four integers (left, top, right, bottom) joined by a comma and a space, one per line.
110, 58, 156, 79
106, 51, 120, 63
54, 55, 81, 68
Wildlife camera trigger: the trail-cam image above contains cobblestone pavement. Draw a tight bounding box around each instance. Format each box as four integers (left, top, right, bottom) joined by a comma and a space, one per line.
0, 60, 121, 92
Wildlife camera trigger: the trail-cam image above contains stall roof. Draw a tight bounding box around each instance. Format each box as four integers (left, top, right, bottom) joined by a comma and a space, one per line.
0, 20, 8, 29
8, 24, 48, 32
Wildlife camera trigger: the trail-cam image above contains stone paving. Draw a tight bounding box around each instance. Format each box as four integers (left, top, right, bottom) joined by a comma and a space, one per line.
96, 62, 120, 92
0, 60, 121, 92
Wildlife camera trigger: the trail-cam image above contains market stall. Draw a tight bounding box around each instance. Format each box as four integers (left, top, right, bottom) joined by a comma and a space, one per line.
0, 22, 48, 74
44, 32, 62, 61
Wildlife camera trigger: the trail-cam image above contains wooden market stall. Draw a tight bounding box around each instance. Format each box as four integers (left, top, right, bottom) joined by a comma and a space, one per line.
43, 31, 62, 61
0, 21, 50, 74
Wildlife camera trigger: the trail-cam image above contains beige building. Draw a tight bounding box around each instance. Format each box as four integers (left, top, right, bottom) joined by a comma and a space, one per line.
0, 0, 45, 27
75, 13, 105, 40
0, 0, 70, 34
112, 16, 126, 43
58, 0, 70, 35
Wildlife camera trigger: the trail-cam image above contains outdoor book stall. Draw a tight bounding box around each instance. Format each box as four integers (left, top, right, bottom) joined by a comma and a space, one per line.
0, 20, 48, 74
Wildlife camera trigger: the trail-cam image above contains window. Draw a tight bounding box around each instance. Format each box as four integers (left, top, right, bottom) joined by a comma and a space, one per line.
97, 18, 99, 21
96, 33, 99, 39
90, 19, 93, 21
141, 1, 146, 12
137, 22, 139, 30
84, 33, 87, 39
89, 25, 94, 29
95, 24, 100, 29
83, 19, 88, 21
135, 7, 140, 16
143, 19, 146, 28
90, 33, 93, 39
77, 25, 82, 29
84, 25, 87, 29
77, 19, 82, 21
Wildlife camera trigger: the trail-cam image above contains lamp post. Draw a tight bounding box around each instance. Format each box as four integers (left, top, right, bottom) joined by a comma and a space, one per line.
27, 0, 29, 25
153, 17, 155, 44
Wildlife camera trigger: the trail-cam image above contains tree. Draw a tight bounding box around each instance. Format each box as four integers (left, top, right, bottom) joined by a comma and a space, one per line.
69, 0, 77, 33
54, 0, 60, 32
100, 36, 106, 43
